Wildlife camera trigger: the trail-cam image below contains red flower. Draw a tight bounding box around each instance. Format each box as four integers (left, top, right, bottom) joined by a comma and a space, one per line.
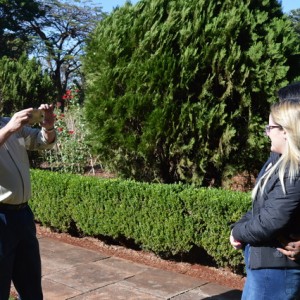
57, 127, 63, 132
62, 90, 73, 100
68, 130, 74, 134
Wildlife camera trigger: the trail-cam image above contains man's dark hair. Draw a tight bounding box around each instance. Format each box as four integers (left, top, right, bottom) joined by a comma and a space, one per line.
278, 82, 300, 102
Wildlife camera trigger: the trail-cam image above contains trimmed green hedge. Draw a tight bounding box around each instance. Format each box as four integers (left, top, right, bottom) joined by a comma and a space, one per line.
30, 169, 250, 272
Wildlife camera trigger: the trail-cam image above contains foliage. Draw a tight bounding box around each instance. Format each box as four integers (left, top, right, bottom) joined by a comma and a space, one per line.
288, 8, 300, 38
83, 0, 300, 186
0, 0, 104, 110
0, 53, 55, 114
287, 8, 300, 81
25, 0, 104, 110
30, 170, 74, 231
0, 0, 44, 58
30, 169, 250, 273
41, 87, 93, 174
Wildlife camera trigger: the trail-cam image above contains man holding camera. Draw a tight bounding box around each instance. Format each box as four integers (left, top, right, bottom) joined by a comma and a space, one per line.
0, 104, 56, 300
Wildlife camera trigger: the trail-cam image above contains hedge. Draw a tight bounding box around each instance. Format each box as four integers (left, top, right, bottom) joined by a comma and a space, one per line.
30, 169, 251, 272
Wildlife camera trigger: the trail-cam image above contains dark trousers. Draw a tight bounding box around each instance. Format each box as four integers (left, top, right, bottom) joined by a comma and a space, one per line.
0, 205, 43, 300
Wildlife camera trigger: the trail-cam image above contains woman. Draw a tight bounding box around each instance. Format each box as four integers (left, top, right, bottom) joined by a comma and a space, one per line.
230, 100, 300, 299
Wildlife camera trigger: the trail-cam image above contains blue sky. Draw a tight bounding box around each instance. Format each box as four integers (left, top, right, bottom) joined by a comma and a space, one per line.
100, 0, 138, 13
280, 0, 299, 12
100, 0, 299, 14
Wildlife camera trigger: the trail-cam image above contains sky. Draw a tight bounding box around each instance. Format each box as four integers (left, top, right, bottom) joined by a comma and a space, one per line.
100, 0, 138, 13
100, 0, 299, 14
280, 0, 300, 12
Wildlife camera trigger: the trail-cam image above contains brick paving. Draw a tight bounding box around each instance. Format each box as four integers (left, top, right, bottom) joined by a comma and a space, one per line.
14, 236, 242, 299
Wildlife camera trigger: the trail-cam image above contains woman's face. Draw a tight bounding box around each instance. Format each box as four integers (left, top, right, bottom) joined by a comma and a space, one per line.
266, 115, 286, 154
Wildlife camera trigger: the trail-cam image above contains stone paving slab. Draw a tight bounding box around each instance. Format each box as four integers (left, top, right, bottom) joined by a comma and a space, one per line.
119, 268, 208, 298
71, 282, 163, 300
36, 236, 243, 300
43, 261, 134, 293
39, 236, 108, 262
96, 256, 150, 274
42, 278, 82, 300
39, 236, 108, 275
172, 282, 242, 299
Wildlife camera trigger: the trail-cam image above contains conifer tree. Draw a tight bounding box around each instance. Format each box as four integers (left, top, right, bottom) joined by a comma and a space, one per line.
0, 54, 55, 114
84, 0, 300, 185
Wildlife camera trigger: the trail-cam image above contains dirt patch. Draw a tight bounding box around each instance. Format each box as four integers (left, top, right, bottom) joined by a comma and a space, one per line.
36, 224, 245, 291
222, 171, 256, 192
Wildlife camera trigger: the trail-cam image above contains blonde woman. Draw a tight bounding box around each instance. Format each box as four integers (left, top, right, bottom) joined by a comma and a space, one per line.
230, 100, 300, 299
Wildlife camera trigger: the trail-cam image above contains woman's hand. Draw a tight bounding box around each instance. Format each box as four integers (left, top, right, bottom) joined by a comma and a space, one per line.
277, 234, 300, 261
230, 230, 242, 250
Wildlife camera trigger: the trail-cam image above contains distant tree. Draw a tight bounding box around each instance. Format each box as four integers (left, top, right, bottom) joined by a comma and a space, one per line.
0, 53, 55, 115
83, 0, 300, 186
25, 0, 104, 111
0, 0, 44, 58
286, 8, 300, 81
288, 8, 300, 38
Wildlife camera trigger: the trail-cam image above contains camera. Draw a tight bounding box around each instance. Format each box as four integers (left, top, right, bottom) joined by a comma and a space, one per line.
28, 109, 44, 125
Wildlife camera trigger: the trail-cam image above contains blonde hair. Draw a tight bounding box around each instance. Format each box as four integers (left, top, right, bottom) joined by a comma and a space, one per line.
253, 101, 300, 198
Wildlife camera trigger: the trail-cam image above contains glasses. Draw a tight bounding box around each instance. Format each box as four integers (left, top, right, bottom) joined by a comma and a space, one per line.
265, 125, 283, 133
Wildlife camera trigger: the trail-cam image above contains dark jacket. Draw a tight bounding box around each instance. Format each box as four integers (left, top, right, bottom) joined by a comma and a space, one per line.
257, 152, 280, 180
232, 166, 300, 269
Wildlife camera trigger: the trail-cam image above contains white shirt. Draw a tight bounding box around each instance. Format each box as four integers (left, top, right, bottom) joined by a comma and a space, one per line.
0, 117, 56, 204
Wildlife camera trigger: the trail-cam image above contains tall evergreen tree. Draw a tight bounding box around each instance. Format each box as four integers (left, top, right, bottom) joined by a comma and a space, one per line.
84, 0, 300, 186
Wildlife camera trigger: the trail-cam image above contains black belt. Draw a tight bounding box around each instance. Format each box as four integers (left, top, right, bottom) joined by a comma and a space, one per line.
0, 202, 28, 211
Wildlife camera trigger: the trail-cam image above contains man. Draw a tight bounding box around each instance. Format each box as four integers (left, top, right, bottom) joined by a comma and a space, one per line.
0, 104, 56, 299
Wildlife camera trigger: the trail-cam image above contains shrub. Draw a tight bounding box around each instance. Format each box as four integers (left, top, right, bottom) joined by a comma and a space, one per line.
30, 169, 250, 272
83, 0, 299, 186
30, 170, 74, 231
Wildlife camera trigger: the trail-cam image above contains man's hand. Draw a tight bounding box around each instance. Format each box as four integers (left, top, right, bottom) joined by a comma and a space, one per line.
277, 234, 300, 261
6, 108, 34, 133
0, 108, 35, 147
38, 104, 55, 130
230, 231, 242, 250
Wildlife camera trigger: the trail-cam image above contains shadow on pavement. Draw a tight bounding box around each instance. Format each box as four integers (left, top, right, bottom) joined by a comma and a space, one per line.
204, 289, 242, 299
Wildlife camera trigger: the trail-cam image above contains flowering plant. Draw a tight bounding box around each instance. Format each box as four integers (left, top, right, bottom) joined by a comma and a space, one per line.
43, 88, 92, 174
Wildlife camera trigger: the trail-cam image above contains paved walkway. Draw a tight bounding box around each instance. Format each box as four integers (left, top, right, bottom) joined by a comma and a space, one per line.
17, 236, 243, 299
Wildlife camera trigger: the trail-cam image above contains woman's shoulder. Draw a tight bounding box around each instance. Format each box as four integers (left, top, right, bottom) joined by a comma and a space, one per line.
284, 172, 300, 192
